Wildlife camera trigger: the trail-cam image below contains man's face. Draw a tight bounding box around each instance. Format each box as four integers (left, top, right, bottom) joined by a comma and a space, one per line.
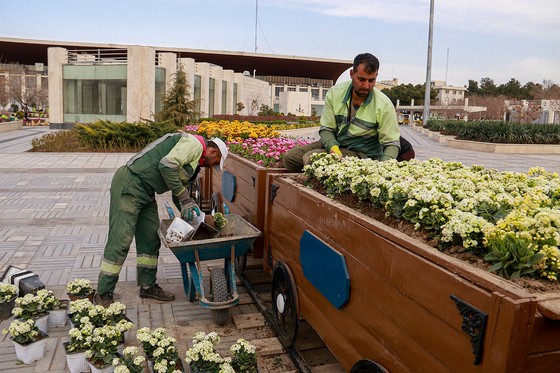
350, 63, 378, 98
203, 148, 221, 168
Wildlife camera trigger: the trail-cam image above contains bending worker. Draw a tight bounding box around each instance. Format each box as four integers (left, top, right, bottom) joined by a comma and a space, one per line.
283, 53, 401, 172
95, 133, 228, 307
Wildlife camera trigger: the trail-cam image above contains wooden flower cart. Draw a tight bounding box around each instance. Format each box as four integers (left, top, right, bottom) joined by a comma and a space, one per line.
262, 174, 560, 373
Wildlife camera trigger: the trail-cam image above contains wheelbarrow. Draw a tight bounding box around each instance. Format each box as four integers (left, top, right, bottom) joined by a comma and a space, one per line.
158, 208, 261, 325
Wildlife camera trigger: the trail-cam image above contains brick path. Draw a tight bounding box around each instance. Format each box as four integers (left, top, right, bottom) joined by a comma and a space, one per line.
1, 125, 559, 372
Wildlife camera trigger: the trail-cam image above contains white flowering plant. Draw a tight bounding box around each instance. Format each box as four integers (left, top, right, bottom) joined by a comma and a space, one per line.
85, 324, 123, 367
186, 332, 232, 373
69, 299, 94, 328
36, 289, 60, 312
2, 318, 39, 345
67, 320, 94, 353
136, 327, 169, 360
105, 302, 128, 323
67, 279, 94, 297
230, 339, 257, 373
112, 346, 145, 373
12, 293, 42, 319
304, 154, 560, 281
0, 283, 18, 302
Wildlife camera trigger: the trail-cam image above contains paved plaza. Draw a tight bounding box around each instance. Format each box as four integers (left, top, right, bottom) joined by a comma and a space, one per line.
0, 124, 560, 372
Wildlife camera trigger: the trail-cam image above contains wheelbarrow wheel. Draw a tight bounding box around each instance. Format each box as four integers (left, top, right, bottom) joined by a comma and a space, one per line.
234, 253, 247, 275
271, 261, 299, 347
210, 267, 229, 325
350, 360, 388, 373
211, 192, 221, 214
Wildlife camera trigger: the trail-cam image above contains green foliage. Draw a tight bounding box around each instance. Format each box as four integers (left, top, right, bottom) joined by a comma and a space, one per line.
213, 213, 227, 231
75, 120, 181, 151
382, 83, 437, 105
430, 120, 560, 144
484, 235, 545, 279
30, 130, 85, 152
257, 104, 277, 116
236, 102, 245, 112
155, 64, 198, 126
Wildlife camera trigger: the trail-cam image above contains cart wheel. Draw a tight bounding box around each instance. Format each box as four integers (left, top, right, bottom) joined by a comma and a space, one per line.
350, 360, 388, 373
210, 267, 229, 325
194, 178, 203, 207
234, 253, 247, 275
271, 261, 299, 347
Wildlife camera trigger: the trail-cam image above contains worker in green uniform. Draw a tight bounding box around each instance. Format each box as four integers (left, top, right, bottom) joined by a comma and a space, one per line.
283, 53, 401, 172
94, 133, 228, 307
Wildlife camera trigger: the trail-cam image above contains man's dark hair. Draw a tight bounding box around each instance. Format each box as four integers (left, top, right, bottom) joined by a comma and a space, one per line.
353, 53, 379, 73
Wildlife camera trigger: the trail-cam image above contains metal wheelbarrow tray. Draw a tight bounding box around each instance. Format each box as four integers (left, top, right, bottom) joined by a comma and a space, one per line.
158, 214, 261, 325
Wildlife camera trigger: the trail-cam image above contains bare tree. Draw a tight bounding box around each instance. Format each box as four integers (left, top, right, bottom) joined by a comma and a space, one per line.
0, 75, 9, 110
10, 73, 38, 109
507, 99, 542, 123
469, 95, 508, 120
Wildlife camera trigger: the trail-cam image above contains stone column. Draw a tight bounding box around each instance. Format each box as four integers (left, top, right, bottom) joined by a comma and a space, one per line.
127, 46, 155, 122
222, 70, 234, 115
195, 62, 210, 117
47, 47, 67, 127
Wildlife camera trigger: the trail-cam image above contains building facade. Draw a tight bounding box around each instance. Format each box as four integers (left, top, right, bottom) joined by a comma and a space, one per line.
48, 46, 270, 127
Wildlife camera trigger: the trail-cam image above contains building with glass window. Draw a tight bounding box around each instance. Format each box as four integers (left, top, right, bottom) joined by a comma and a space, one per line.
1, 37, 352, 127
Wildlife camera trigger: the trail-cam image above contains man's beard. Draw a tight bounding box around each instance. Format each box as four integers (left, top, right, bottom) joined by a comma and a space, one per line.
353, 86, 371, 98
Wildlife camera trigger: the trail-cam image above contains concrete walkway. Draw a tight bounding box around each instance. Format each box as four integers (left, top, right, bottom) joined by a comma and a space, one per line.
1, 125, 559, 372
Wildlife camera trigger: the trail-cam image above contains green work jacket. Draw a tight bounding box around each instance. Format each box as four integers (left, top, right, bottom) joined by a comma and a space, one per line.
126, 133, 204, 196
320, 80, 400, 158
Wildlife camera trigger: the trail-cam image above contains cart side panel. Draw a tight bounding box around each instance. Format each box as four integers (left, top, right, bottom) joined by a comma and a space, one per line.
525, 350, 560, 373
529, 314, 560, 353
268, 194, 487, 372
212, 160, 256, 222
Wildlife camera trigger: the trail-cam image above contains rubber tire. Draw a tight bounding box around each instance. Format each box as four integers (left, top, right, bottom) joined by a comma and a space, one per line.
234, 253, 247, 275
210, 267, 229, 325
211, 192, 221, 214
271, 261, 299, 347
350, 360, 388, 373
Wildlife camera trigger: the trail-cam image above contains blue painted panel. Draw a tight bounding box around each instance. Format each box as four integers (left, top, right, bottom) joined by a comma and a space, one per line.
300, 230, 350, 309
222, 171, 236, 202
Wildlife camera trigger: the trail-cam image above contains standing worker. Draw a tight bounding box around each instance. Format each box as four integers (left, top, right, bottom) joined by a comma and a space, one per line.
94, 133, 228, 307
283, 53, 401, 172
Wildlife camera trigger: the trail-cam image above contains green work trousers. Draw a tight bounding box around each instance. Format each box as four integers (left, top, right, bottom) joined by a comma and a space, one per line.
97, 166, 161, 295
283, 140, 363, 173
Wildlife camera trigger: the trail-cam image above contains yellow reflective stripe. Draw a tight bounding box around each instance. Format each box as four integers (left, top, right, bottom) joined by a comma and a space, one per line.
175, 187, 185, 196
100, 260, 122, 274
137, 256, 158, 267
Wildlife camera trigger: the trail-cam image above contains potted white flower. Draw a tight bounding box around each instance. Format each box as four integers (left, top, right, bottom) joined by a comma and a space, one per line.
68, 298, 94, 329
137, 327, 168, 368
185, 332, 232, 373
64, 320, 94, 373
36, 289, 69, 327
112, 346, 146, 373
0, 283, 18, 321
2, 318, 49, 364
12, 293, 49, 334
85, 324, 123, 373
67, 279, 96, 302
230, 339, 258, 373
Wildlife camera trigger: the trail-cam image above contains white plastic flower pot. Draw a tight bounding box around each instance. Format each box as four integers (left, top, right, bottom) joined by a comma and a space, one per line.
12, 331, 49, 365
86, 358, 115, 373
63, 342, 89, 373
34, 312, 49, 334
48, 300, 69, 327
0, 295, 17, 321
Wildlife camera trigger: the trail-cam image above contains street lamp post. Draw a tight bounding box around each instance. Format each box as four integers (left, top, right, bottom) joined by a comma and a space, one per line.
423, 0, 435, 124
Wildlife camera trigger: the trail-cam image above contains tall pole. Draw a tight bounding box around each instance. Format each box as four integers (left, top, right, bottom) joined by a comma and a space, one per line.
255, 0, 258, 53
423, 0, 435, 124
445, 48, 449, 85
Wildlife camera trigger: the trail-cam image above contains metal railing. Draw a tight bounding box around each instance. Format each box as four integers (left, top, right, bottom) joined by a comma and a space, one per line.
67, 49, 127, 64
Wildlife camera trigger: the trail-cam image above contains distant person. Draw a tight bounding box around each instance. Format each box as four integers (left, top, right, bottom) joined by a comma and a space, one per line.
24, 105, 29, 124
283, 53, 401, 172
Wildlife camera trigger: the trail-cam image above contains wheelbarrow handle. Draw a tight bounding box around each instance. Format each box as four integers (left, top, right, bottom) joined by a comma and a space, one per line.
164, 201, 175, 219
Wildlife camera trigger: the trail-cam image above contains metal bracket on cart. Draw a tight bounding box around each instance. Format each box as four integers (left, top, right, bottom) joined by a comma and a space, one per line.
450, 294, 488, 365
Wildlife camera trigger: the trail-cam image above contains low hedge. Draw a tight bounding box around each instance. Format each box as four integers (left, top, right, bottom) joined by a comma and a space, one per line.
426, 120, 560, 144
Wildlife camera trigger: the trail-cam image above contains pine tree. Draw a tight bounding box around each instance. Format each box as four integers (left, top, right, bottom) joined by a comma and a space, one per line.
155, 64, 198, 126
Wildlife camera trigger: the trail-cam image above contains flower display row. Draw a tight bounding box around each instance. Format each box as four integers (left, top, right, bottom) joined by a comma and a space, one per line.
304, 154, 560, 281
227, 137, 311, 166
196, 120, 280, 141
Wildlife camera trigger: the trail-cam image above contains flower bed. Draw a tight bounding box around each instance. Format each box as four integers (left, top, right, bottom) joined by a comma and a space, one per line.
304, 154, 560, 282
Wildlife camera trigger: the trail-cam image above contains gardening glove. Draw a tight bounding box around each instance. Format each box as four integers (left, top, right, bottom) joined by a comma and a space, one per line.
176, 187, 200, 221
329, 145, 343, 160
379, 145, 399, 162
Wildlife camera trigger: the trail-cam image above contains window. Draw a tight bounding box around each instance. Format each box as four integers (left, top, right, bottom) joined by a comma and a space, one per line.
288, 87, 296, 92
208, 78, 215, 117
311, 88, 319, 101
299, 87, 308, 92
154, 67, 165, 114
322, 89, 328, 101
275, 86, 284, 97
222, 81, 227, 114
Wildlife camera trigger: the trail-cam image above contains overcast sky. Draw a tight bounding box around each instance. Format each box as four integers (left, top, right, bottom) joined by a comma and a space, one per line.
4, 0, 560, 88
